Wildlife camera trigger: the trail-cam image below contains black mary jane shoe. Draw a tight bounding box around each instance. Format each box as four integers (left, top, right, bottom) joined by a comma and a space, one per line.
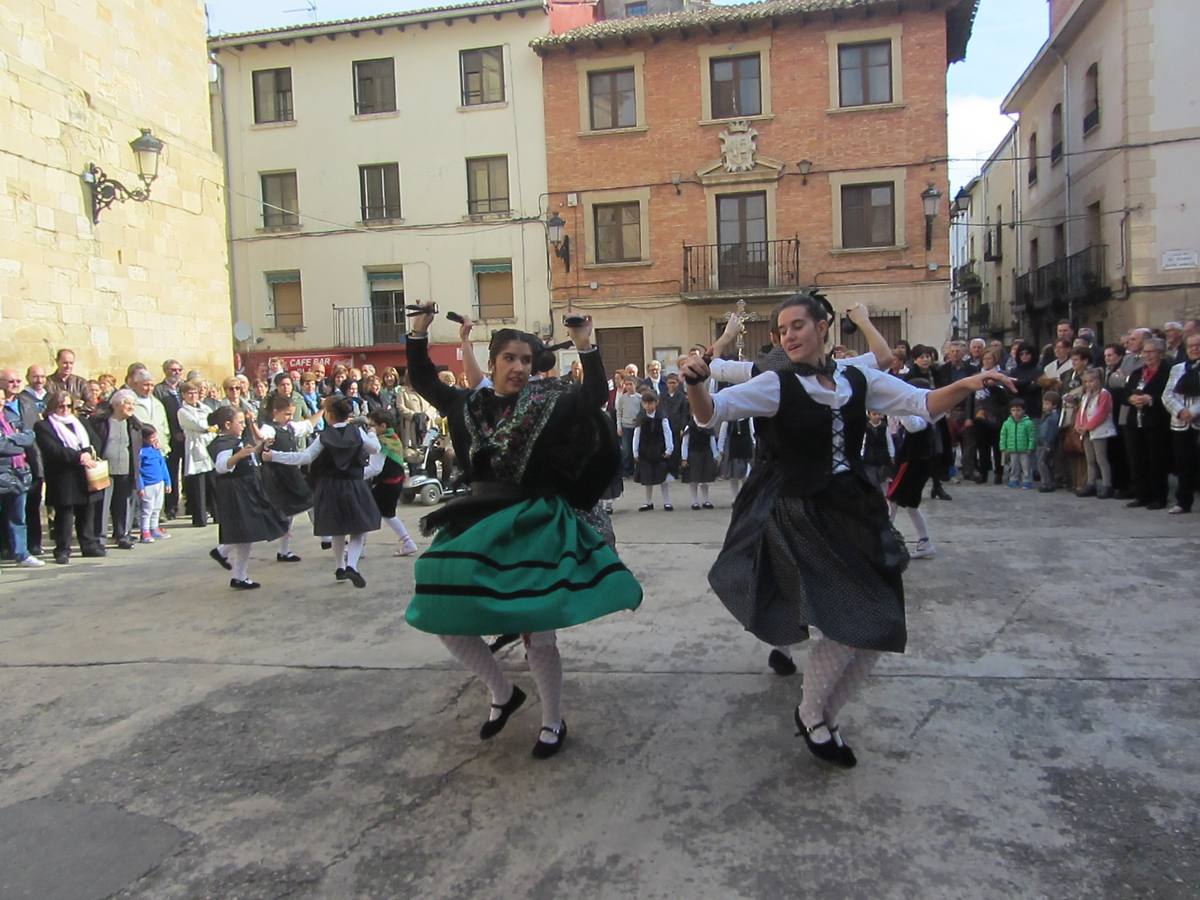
210, 547, 232, 570
702, 501, 714, 509
793, 707, 844, 765
768, 649, 797, 676
638, 503, 654, 512
276, 552, 302, 563
690, 503, 701, 510
229, 578, 261, 591
480, 685, 526, 740
320, 540, 333, 550
345, 566, 366, 588
828, 725, 857, 768
335, 567, 348, 582
532, 720, 568, 759
489, 633, 521, 654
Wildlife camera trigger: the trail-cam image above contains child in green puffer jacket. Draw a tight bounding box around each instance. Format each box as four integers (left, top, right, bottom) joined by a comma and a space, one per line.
999, 399, 1038, 489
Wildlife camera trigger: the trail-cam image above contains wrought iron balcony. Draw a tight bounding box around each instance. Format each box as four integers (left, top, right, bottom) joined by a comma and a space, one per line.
332, 305, 407, 347
953, 261, 981, 294
682, 237, 800, 296
1015, 245, 1110, 314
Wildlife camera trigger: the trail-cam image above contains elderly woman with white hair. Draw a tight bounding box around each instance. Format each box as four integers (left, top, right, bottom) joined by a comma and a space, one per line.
90, 388, 143, 549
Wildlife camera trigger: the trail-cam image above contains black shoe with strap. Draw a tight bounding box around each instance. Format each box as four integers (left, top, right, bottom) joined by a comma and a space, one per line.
345, 566, 366, 588
532, 720, 568, 759
794, 707, 846, 766
489, 633, 521, 654
480, 685, 526, 740
210, 547, 232, 570
828, 725, 858, 768
768, 648, 797, 676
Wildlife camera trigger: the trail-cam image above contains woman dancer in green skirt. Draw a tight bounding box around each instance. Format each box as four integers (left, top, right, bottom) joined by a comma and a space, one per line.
404, 308, 642, 758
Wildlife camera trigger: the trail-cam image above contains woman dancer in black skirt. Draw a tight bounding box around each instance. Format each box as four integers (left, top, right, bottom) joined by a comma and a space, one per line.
258, 393, 322, 563
263, 396, 381, 588
682, 293, 1014, 767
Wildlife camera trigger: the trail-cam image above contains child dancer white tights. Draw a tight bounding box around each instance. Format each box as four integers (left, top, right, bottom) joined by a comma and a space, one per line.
796, 637, 881, 743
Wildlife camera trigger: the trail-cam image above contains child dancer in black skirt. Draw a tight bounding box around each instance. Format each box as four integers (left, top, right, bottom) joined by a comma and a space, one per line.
207, 406, 289, 590
717, 417, 754, 498
263, 396, 381, 588
682, 293, 1014, 768
886, 395, 937, 559
633, 390, 674, 510
365, 408, 418, 556
258, 393, 322, 563
680, 422, 718, 509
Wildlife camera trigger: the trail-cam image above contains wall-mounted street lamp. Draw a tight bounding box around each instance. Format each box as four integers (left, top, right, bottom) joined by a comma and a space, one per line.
82, 128, 165, 224
797, 159, 813, 185
950, 315, 960, 340
921, 183, 943, 252
952, 188, 970, 216
546, 210, 571, 272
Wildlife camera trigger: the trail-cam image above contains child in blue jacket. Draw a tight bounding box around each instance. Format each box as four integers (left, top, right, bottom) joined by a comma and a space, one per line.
138, 424, 172, 541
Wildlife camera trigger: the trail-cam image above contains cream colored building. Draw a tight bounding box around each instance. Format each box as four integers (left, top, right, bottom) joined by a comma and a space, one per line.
952, 125, 1020, 341
1002, 0, 1200, 346
208, 0, 553, 366
0, 0, 232, 376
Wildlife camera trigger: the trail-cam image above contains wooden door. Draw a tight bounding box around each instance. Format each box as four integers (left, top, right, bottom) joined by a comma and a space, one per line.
595, 326, 645, 371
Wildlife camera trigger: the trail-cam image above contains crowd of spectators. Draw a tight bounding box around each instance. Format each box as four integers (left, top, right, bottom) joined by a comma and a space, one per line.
0, 350, 456, 569
3, 318, 1197, 571
902, 318, 1200, 511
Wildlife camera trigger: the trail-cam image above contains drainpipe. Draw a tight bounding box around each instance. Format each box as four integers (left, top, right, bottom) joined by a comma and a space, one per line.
211, 52, 240, 355
1051, 46, 1073, 326
1006, 113, 1020, 336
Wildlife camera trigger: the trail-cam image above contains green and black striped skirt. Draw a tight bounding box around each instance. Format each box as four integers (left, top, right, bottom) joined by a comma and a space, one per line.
405, 496, 642, 635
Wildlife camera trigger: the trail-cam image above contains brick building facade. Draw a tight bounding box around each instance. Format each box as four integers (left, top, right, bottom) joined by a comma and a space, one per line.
534, 0, 978, 369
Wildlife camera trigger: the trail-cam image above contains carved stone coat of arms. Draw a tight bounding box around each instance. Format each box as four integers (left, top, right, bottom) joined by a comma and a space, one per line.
719, 121, 758, 173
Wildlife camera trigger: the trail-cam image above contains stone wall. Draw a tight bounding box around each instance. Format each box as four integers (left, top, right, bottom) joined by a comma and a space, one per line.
0, 0, 232, 380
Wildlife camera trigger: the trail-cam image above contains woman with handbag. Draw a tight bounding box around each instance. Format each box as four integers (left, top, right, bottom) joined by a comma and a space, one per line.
178, 380, 217, 527
34, 392, 106, 564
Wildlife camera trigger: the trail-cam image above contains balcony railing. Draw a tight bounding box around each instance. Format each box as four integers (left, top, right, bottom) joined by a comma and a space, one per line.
682, 237, 800, 295
1015, 244, 1110, 315
953, 261, 981, 294
332, 305, 407, 347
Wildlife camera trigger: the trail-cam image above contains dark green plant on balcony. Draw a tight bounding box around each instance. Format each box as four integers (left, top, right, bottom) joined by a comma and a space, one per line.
958, 271, 983, 294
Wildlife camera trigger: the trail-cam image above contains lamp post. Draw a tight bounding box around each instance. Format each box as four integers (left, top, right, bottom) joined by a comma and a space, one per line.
546, 210, 571, 272
82, 128, 165, 224
921, 183, 943, 252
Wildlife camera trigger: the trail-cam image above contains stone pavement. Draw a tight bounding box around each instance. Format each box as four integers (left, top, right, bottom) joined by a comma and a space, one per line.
0, 482, 1197, 899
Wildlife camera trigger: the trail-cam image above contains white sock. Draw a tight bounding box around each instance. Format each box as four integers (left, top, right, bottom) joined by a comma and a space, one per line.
439, 634, 514, 715
279, 516, 293, 555
907, 508, 930, 542
700, 483, 710, 502
689, 483, 699, 502
384, 515, 411, 540
332, 535, 346, 570
526, 631, 563, 736
644, 485, 654, 503
660, 482, 670, 504
730, 478, 741, 498
346, 533, 366, 569
229, 543, 252, 582
217, 543, 229, 558
887, 501, 897, 522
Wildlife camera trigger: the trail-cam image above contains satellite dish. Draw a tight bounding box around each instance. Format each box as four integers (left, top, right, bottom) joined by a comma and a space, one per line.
232, 321, 253, 342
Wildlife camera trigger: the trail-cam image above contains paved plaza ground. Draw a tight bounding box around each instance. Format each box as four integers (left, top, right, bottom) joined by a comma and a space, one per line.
1, 481, 1197, 899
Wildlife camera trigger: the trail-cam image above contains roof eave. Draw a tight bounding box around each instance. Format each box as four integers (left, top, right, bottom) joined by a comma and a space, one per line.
1001, 0, 1103, 113
208, 0, 545, 50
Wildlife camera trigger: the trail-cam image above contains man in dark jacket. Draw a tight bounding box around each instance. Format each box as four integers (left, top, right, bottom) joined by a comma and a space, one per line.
154, 359, 185, 519
1, 369, 42, 567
